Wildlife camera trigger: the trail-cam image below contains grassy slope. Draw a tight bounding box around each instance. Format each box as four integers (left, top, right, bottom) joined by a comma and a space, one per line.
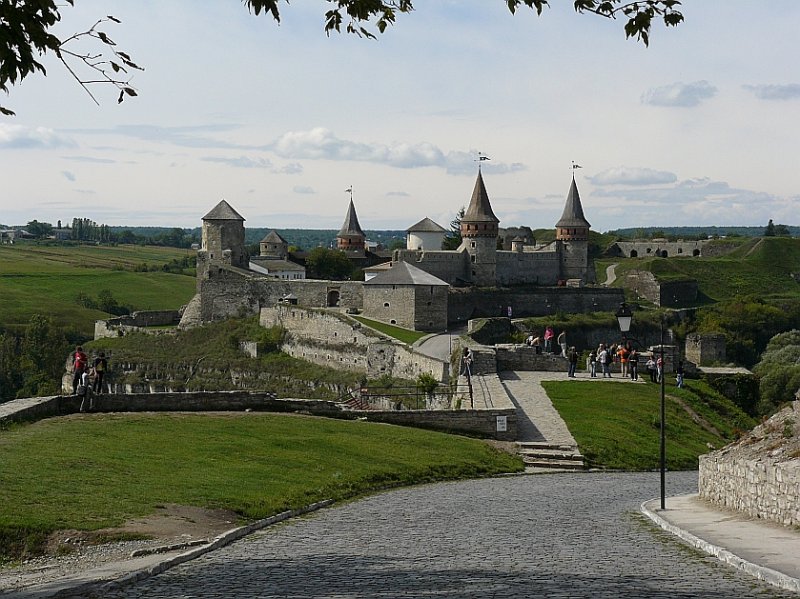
351, 316, 428, 345
597, 237, 800, 301
542, 377, 754, 470
0, 244, 197, 335
0, 413, 522, 559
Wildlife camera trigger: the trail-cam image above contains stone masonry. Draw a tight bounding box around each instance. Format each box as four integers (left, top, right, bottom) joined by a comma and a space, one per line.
699, 401, 800, 527
260, 305, 449, 382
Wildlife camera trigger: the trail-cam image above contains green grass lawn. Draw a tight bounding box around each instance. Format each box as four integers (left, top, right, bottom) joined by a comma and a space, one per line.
0, 412, 522, 560
351, 316, 428, 345
0, 244, 196, 335
542, 379, 754, 471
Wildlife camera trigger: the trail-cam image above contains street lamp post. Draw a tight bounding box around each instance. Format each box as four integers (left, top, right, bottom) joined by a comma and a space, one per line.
616, 302, 666, 510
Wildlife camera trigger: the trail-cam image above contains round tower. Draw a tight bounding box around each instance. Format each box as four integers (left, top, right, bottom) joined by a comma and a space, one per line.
337, 199, 366, 254
460, 170, 499, 286
555, 177, 591, 281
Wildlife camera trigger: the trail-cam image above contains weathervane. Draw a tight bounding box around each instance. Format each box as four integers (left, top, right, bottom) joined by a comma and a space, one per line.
476, 151, 491, 171
572, 161, 583, 172
345, 186, 353, 201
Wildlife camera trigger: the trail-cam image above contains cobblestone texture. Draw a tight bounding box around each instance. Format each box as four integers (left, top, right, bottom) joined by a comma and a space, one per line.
99, 472, 794, 598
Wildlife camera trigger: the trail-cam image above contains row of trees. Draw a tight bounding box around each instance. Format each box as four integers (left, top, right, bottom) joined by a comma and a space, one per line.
18, 218, 198, 248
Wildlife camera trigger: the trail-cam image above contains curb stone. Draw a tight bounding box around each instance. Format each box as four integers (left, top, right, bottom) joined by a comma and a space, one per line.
11, 499, 334, 599
640, 498, 800, 594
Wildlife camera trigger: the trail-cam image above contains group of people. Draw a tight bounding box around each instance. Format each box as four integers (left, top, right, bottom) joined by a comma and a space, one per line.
525, 326, 568, 357
588, 342, 642, 380
71, 346, 109, 402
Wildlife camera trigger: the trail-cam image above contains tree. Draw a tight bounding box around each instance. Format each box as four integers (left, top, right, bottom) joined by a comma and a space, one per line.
774, 223, 791, 237
442, 206, 465, 250
764, 219, 776, 237
25, 219, 53, 238
2, 0, 683, 115
305, 247, 354, 280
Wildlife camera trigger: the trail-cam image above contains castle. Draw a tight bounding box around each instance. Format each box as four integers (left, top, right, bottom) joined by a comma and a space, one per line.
179, 170, 619, 332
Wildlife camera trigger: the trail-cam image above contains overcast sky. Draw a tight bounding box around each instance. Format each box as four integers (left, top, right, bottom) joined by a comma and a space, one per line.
2, 1, 799, 232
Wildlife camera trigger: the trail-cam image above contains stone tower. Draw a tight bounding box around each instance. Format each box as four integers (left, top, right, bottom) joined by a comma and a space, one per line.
459, 170, 499, 286
555, 177, 591, 281
200, 199, 247, 269
337, 200, 366, 254
260, 230, 288, 259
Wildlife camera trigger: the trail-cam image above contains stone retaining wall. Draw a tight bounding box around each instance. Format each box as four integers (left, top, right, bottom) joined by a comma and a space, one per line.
261, 305, 449, 382
0, 391, 516, 440
353, 407, 518, 441
95, 310, 182, 339
699, 402, 800, 527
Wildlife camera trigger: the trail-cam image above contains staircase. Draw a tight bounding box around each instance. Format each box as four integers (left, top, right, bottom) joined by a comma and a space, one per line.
517, 441, 586, 470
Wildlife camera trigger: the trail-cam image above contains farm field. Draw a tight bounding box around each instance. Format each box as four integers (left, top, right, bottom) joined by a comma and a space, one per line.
0, 244, 197, 336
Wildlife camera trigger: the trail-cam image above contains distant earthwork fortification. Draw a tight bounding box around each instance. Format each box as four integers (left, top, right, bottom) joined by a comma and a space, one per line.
179, 170, 624, 332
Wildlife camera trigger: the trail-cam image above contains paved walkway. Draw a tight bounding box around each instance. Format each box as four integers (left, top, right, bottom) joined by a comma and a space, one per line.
603, 262, 619, 286
89, 472, 797, 598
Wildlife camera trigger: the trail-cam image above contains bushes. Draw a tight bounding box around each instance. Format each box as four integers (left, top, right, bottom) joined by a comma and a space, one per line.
753, 330, 800, 415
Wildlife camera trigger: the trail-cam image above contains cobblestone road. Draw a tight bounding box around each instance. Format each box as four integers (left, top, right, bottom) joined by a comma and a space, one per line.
100, 472, 795, 598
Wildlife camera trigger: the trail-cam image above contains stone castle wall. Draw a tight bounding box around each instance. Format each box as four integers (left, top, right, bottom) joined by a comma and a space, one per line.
609, 240, 708, 259
260, 306, 448, 382
448, 287, 624, 324
621, 270, 698, 308
95, 310, 182, 339
699, 402, 800, 527
363, 284, 448, 332
686, 333, 726, 365
189, 265, 364, 325
392, 249, 469, 285
495, 249, 560, 286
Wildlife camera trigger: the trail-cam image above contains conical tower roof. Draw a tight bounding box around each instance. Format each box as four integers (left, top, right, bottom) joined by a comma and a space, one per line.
202, 199, 245, 221
261, 230, 287, 244
463, 171, 499, 223
338, 200, 365, 238
555, 177, 591, 229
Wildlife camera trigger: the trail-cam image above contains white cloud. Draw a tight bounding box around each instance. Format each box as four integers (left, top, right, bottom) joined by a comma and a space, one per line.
293, 185, 316, 194
743, 84, 800, 100
0, 125, 76, 149
641, 81, 717, 107
61, 171, 76, 182
589, 167, 677, 186
61, 155, 116, 164
201, 155, 303, 174
271, 128, 525, 175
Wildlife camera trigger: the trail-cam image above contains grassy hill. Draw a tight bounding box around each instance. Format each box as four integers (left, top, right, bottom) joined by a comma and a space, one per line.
599, 237, 800, 302
0, 244, 197, 336
543, 377, 755, 470
0, 413, 522, 561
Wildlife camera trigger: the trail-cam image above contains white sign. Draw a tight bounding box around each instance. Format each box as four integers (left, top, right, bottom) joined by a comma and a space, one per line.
496, 415, 507, 432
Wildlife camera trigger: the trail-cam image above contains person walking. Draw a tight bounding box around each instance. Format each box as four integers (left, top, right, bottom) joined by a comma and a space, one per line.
71, 345, 88, 395
588, 349, 597, 377
544, 326, 554, 353
461, 347, 474, 376
617, 344, 629, 377
557, 330, 567, 358
628, 349, 639, 381
676, 360, 684, 388
598, 345, 610, 378
656, 355, 664, 383
93, 351, 108, 393
567, 347, 578, 377
646, 356, 657, 383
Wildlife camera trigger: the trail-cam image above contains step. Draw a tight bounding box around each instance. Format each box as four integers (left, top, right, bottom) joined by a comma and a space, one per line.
517, 441, 577, 451
518, 448, 584, 461
522, 458, 586, 470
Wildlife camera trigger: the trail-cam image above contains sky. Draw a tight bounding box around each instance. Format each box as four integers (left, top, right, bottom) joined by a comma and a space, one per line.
1, 1, 799, 233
